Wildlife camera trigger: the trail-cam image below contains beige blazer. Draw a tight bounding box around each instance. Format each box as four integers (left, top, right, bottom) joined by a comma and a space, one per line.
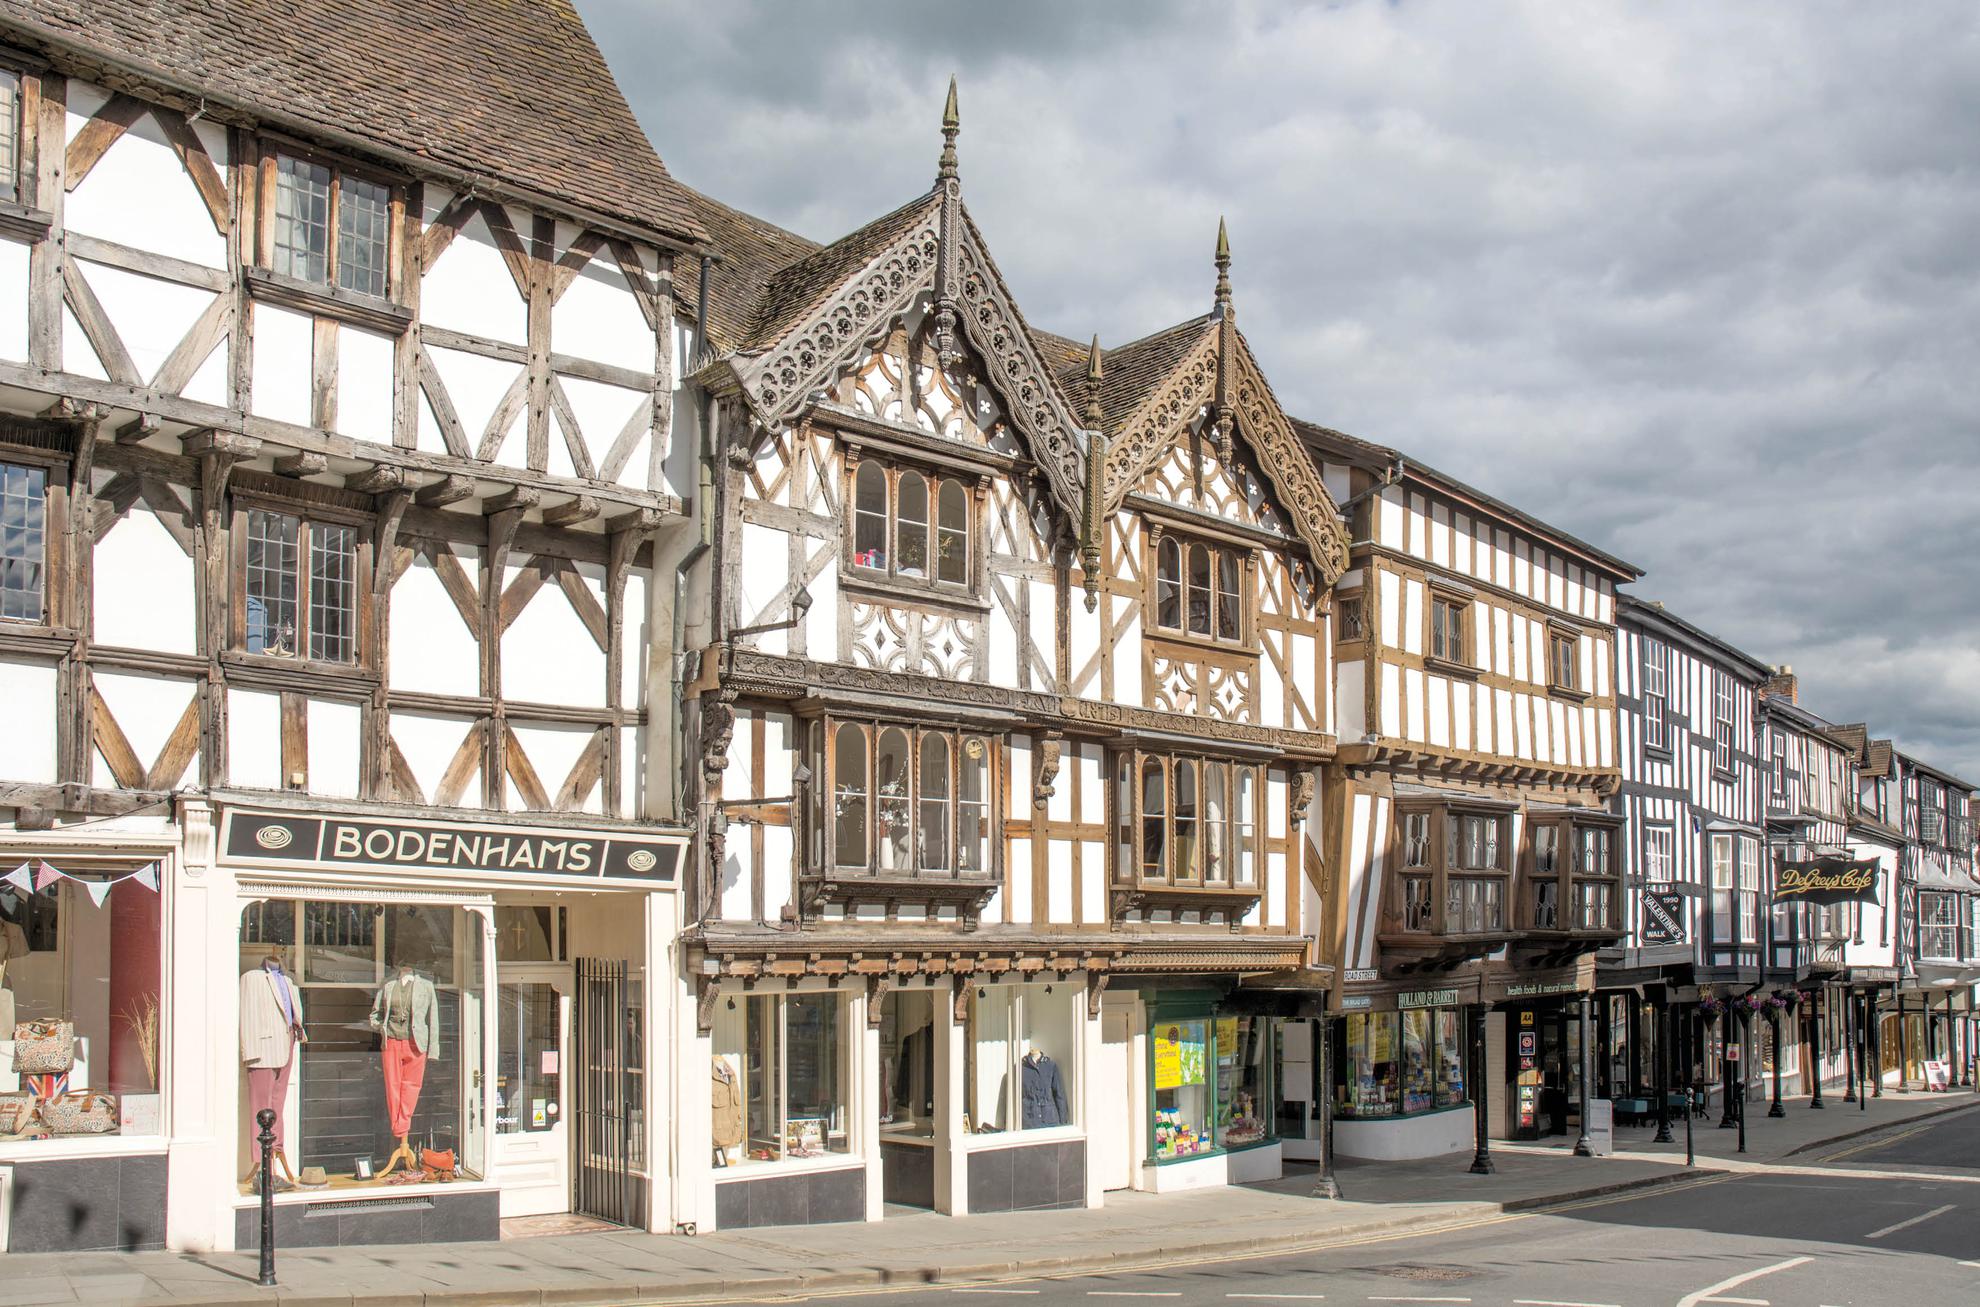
240, 966, 304, 1069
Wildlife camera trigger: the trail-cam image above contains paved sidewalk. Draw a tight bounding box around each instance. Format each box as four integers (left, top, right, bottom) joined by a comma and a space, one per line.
12, 1089, 1975, 1307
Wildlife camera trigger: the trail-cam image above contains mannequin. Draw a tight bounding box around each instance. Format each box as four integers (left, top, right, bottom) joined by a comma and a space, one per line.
711, 1054, 743, 1165
0, 904, 29, 1036
1019, 1044, 1068, 1129
369, 963, 440, 1178
239, 952, 305, 1186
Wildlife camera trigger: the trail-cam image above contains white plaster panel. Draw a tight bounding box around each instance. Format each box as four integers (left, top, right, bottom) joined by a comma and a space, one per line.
1266, 849, 1285, 929
423, 208, 527, 345
1290, 631, 1315, 719
1402, 579, 1423, 655
1378, 569, 1401, 648
620, 570, 651, 710
553, 257, 654, 375
1404, 668, 1424, 744
1008, 838, 1032, 923
511, 721, 597, 812
0, 238, 26, 361
1080, 841, 1105, 923
91, 670, 196, 788
1028, 578, 1055, 689
1515, 693, 1534, 760
74, 259, 213, 387
988, 589, 1017, 686
1407, 494, 1427, 558
1377, 490, 1404, 549
804, 559, 838, 663
762, 823, 794, 922
1007, 734, 1032, 822
226, 688, 282, 790
307, 698, 362, 798
65, 110, 226, 269
389, 550, 482, 698
1047, 839, 1072, 924
1078, 746, 1104, 823
1337, 660, 1365, 741
1426, 674, 1449, 748
1256, 634, 1284, 730
1549, 700, 1569, 765
428, 343, 524, 456
1380, 662, 1400, 738
503, 561, 609, 707
1495, 689, 1515, 759
1513, 541, 1530, 597
1453, 681, 1471, 753
1491, 606, 1509, 677
92, 504, 196, 654
63, 305, 109, 380
618, 723, 643, 819
736, 521, 789, 657
1429, 503, 1450, 568
0, 658, 58, 782
558, 374, 647, 481
1112, 608, 1141, 703
250, 304, 313, 426
390, 710, 478, 803
336, 325, 395, 442
182, 338, 228, 405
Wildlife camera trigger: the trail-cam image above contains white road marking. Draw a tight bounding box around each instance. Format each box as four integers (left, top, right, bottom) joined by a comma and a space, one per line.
1514, 1300, 1622, 1307
1226, 1297, 1327, 1301
1086, 1294, 1182, 1299
1960, 1259, 1980, 1267
1366, 1299, 1471, 1304
952, 1291, 1040, 1296
1865, 1203, 1955, 1239
1675, 1255, 1812, 1307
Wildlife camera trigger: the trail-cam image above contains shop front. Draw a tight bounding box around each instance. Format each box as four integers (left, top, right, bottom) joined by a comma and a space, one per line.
0, 818, 177, 1253
1330, 982, 1474, 1161
1488, 969, 1593, 1142
189, 800, 686, 1251
1139, 990, 1286, 1191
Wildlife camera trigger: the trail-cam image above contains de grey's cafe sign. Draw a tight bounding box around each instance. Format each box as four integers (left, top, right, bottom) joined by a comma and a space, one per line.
223, 811, 682, 883
1774, 857, 1880, 905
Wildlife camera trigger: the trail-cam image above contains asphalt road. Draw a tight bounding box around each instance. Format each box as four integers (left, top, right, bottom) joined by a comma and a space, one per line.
801, 1109, 1980, 1307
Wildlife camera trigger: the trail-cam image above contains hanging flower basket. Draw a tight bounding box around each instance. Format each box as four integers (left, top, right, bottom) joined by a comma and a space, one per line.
1698, 997, 1723, 1021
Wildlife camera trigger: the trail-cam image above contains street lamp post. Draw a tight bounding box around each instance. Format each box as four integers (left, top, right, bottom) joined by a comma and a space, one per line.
1311, 1015, 1341, 1200
1768, 1002, 1786, 1117
1469, 1003, 1494, 1175
1843, 987, 1858, 1103
1654, 998, 1674, 1144
1810, 987, 1825, 1108
1573, 994, 1594, 1158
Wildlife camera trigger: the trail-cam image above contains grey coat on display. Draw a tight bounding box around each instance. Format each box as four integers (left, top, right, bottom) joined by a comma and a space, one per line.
1020, 1051, 1068, 1128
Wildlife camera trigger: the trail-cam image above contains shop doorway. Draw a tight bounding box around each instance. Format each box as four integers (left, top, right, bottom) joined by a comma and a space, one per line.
1095, 1007, 1134, 1191
493, 963, 571, 1217
575, 957, 644, 1228
878, 988, 939, 1210
1505, 1003, 1580, 1140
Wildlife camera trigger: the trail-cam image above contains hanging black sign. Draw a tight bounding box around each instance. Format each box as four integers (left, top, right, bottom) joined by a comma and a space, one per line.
1640, 890, 1686, 944
1774, 857, 1879, 904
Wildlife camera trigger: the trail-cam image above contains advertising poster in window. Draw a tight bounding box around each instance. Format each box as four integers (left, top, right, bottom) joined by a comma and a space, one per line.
1154, 1023, 1204, 1090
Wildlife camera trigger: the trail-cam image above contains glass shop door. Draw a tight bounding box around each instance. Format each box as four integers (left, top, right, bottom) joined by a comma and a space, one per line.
492, 963, 572, 1217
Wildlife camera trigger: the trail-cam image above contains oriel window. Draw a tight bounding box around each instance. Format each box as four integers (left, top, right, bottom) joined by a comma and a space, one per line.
271, 152, 393, 298
1125, 751, 1262, 888
848, 456, 973, 589
0, 460, 47, 623
1150, 532, 1247, 644
826, 720, 992, 877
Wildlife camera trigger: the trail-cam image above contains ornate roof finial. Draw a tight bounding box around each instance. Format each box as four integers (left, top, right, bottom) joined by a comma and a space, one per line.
1084, 334, 1105, 427
1213, 216, 1232, 315
936, 75, 960, 185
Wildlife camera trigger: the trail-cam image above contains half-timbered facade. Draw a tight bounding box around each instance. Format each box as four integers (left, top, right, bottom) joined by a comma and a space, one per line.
1872, 747, 1976, 1088
1301, 423, 1639, 1156
672, 98, 1347, 1229
0, 1, 700, 1253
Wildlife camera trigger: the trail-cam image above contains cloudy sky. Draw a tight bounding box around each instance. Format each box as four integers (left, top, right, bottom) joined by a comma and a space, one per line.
580, 0, 1980, 780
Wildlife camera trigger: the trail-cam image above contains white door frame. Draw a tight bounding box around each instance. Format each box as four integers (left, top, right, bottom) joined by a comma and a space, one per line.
491, 962, 573, 1217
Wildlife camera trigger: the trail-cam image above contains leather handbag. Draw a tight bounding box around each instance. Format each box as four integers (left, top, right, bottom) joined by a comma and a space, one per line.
12, 1020, 76, 1074
421, 1147, 457, 1179
39, 1091, 117, 1135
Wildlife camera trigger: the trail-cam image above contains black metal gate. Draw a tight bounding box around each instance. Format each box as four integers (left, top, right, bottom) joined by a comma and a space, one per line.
574, 958, 645, 1227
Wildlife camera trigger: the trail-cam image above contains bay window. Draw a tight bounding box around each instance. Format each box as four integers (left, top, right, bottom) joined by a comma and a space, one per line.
824, 720, 993, 877
1390, 803, 1509, 937
711, 992, 850, 1167
1574, 826, 1615, 930
965, 981, 1079, 1132
1918, 891, 1957, 961
1150, 530, 1247, 643
849, 457, 973, 588
1123, 752, 1260, 888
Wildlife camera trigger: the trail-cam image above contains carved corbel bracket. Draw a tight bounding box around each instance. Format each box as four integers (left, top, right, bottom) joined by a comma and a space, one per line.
952, 972, 974, 1023
1086, 970, 1110, 1019
1291, 770, 1316, 826
695, 975, 721, 1035
1033, 734, 1063, 810
867, 975, 893, 1028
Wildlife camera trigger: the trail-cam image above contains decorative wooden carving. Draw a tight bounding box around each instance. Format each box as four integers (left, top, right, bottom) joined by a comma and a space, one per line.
953, 972, 973, 1023
1291, 770, 1316, 824
701, 689, 737, 790
696, 977, 720, 1035
1086, 970, 1110, 1018
867, 974, 893, 1028
1034, 734, 1063, 810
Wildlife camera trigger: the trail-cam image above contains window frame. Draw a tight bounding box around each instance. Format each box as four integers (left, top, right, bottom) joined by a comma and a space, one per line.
1713, 675, 1736, 775
0, 442, 70, 632
1642, 639, 1668, 752
1428, 593, 1469, 668
1337, 592, 1366, 643
843, 451, 980, 597
1145, 524, 1253, 649
254, 140, 405, 306
0, 66, 21, 204
1389, 801, 1512, 938
1122, 749, 1262, 891
0, 454, 53, 625
1523, 814, 1622, 934
226, 488, 376, 675
1546, 622, 1582, 695
820, 717, 996, 881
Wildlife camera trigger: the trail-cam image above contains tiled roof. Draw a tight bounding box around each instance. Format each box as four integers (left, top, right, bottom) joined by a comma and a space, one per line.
1865, 739, 1894, 778
674, 189, 821, 355
1031, 328, 1093, 398
738, 192, 938, 353
0, 0, 708, 248
1094, 316, 1215, 431
1830, 723, 1869, 760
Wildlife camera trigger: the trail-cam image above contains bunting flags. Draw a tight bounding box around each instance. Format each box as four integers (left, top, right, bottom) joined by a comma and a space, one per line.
1, 859, 162, 901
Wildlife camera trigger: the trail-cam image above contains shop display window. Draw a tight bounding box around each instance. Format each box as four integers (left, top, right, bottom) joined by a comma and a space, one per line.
1336, 1009, 1467, 1118
711, 992, 851, 1166
1152, 1017, 1210, 1157
1150, 1008, 1277, 1159
0, 871, 164, 1142
966, 981, 1078, 1132
237, 900, 488, 1191
880, 989, 937, 1138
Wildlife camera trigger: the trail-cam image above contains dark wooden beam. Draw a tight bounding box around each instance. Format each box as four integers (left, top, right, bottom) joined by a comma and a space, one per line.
273, 449, 329, 477
415, 473, 475, 508
541, 495, 600, 528
114, 413, 159, 445
345, 463, 407, 495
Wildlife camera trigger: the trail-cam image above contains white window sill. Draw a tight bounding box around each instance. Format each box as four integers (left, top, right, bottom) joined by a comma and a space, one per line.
713, 1152, 865, 1181
960, 1124, 1084, 1151
0, 1135, 170, 1163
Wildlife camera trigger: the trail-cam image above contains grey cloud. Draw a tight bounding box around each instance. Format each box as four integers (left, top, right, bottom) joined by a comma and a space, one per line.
580, 0, 1980, 778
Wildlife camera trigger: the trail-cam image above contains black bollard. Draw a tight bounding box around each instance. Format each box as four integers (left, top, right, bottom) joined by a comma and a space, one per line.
256, 1107, 278, 1287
